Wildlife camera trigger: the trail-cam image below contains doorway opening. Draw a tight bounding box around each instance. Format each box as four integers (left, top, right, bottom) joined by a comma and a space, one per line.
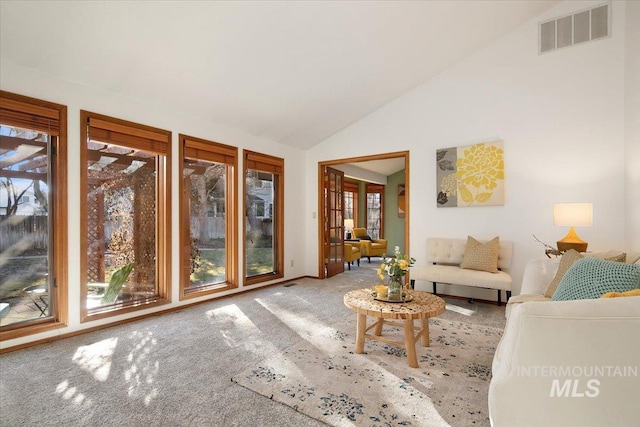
317, 151, 409, 278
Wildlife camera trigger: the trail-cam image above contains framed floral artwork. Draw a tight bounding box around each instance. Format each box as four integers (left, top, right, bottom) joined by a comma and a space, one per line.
436, 141, 504, 207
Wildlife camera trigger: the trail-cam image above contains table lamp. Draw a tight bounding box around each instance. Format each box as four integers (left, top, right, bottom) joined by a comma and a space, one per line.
553, 203, 592, 252
344, 219, 354, 239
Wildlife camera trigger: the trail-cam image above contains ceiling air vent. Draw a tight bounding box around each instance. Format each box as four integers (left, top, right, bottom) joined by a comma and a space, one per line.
539, 3, 610, 54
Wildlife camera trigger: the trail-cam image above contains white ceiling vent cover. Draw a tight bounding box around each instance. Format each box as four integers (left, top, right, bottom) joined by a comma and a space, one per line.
539, 3, 610, 54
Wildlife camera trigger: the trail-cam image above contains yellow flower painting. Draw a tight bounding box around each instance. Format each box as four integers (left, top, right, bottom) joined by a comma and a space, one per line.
436, 141, 504, 207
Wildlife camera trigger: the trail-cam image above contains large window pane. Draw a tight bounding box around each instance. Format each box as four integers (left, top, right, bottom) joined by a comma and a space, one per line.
366, 184, 384, 239
85, 141, 158, 309
0, 126, 52, 325
343, 181, 359, 240
184, 160, 227, 288
245, 170, 276, 277
344, 191, 354, 221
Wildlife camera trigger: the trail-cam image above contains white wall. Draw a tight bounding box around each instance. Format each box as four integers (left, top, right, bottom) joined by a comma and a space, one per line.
306, 0, 629, 298
0, 62, 307, 349
625, 0, 640, 252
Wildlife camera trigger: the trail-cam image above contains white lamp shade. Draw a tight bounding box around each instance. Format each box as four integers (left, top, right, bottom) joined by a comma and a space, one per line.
553, 203, 593, 227
344, 219, 354, 230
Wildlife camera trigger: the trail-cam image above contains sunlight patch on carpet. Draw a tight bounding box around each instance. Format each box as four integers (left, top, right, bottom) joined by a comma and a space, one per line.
72, 337, 118, 382
445, 303, 477, 317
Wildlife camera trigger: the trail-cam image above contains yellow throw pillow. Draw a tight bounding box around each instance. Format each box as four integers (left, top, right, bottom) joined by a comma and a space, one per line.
601, 289, 640, 298
460, 236, 500, 273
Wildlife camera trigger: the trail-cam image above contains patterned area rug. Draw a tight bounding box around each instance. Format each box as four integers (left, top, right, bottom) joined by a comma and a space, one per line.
232, 316, 502, 427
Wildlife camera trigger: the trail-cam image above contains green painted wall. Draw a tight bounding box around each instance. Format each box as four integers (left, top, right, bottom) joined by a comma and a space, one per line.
384, 170, 405, 254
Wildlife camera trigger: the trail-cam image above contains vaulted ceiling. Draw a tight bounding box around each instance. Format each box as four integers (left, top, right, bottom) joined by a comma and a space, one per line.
0, 1, 559, 150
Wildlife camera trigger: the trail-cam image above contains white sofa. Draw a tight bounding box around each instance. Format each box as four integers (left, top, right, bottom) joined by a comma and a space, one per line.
410, 237, 513, 305
489, 254, 640, 427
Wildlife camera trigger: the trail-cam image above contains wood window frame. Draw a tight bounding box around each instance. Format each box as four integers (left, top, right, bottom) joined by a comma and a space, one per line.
179, 134, 238, 300
80, 110, 171, 322
243, 150, 284, 286
344, 181, 359, 227
0, 91, 68, 341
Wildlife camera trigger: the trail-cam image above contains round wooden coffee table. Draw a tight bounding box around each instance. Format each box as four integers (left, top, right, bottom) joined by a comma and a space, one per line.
343, 288, 446, 368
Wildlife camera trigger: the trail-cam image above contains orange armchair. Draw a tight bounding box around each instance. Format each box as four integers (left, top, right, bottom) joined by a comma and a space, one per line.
352, 227, 388, 262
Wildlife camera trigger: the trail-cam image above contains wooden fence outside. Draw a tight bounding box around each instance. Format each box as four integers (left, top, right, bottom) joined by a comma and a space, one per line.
0, 215, 48, 251
0, 215, 273, 252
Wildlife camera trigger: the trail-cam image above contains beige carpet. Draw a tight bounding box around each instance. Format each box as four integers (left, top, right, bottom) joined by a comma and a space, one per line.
1, 262, 504, 426
232, 314, 502, 426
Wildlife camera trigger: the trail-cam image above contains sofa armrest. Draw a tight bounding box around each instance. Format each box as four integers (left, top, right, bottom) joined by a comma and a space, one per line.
490, 297, 640, 427
344, 242, 360, 251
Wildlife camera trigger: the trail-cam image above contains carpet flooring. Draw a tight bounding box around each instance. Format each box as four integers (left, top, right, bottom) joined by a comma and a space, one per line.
0, 263, 505, 426
232, 316, 502, 426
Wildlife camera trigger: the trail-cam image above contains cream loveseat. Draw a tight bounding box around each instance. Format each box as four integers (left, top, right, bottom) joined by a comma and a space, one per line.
410, 237, 513, 305
489, 253, 640, 427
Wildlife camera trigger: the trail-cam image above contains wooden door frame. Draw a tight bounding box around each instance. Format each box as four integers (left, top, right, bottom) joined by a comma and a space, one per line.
317, 151, 410, 278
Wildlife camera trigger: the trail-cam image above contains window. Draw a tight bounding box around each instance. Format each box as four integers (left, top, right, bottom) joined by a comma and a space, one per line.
366, 183, 384, 239
80, 111, 171, 321
180, 134, 237, 299
244, 150, 284, 285
0, 91, 67, 339
255, 201, 265, 218
344, 181, 359, 226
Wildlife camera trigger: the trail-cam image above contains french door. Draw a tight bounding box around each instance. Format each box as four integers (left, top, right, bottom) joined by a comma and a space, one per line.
323, 166, 344, 278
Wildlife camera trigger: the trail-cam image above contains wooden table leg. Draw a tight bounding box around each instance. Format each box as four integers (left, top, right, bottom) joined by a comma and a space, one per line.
356, 313, 366, 354
373, 318, 384, 336
403, 318, 419, 368
421, 318, 430, 347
